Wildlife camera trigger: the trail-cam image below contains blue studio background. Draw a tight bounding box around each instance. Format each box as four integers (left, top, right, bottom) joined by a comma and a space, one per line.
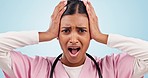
0, 0, 148, 77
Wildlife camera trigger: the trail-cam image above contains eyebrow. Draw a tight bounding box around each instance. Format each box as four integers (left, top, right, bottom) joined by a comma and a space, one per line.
61, 27, 87, 29
76, 27, 87, 29
61, 27, 71, 29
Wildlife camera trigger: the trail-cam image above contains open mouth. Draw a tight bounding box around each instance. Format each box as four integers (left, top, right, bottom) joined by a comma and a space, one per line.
68, 47, 81, 55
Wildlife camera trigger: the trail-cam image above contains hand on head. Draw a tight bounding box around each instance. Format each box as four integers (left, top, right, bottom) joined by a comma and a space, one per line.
45, 0, 107, 44
47, 1, 67, 40
82, 0, 103, 41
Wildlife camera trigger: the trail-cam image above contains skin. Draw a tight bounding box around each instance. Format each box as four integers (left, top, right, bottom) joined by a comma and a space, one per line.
39, 0, 108, 67
59, 14, 90, 67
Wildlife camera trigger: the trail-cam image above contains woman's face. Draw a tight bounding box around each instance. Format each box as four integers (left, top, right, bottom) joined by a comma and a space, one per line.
59, 14, 90, 67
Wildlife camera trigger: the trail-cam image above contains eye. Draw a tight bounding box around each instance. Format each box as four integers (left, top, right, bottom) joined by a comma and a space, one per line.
61, 29, 70, 34
78, 29, 87, 33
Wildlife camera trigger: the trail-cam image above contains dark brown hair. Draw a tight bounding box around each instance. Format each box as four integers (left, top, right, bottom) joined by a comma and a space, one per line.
62, 0, 88, 17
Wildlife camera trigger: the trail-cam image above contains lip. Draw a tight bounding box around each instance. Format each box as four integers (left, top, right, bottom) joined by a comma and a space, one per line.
67, 46, 81, 57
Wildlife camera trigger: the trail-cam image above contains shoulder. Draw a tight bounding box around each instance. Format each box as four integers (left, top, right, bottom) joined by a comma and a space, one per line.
94, 53, 136, 77
10, 50, 56, 67
94, 53, 135, 64
94, 53, 135, 72
9, 51, 56, 77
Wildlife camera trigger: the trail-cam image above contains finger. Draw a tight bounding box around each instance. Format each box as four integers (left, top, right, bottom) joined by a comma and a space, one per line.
83, 0, 98, 25
83, 0, 96, 17
86, 4, 98, 32
87, 1, 94, 10
60, 0, 67, 1
56, 1, 67, 9
85, 4, 92, 19
52, 6, 66, 28
82, 0, 91, 16
83, 1, 91, 18
86, 2, 98, 22
56, 7, 67, 37
54, 1, 66, 14
57, 7, 67, 21
82, 0, 88, 6
56, 1, 67, 11
87, 1, 96, 16
52, 1, 67, 18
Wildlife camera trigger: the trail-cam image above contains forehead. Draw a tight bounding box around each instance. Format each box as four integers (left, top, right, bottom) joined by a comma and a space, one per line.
60, 14, 89, 27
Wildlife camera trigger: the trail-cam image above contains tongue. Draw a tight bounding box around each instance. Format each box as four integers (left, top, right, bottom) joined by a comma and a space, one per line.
71, 49, 77, 55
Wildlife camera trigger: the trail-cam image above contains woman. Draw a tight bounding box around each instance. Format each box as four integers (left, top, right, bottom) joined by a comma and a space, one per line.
0, 0, 148, 78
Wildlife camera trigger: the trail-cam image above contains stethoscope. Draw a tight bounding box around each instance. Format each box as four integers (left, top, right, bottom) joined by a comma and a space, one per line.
49, 53, 103, 78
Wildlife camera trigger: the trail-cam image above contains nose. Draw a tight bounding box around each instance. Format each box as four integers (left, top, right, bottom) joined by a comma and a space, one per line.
69, 32, 78, 45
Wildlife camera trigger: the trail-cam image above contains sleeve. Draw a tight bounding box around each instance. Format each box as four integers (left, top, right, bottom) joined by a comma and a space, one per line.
98, 53, 135, 78
7, 51, 51, 78
0, 31, 39, 76
107, 34, 148, 77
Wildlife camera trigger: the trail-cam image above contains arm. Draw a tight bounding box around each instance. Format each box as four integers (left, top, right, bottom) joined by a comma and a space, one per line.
39, 1, 66, 42
107, 34, 148, 77
39, 32, 55, 42
107, 34, 148, 60
0, 31, 39, 76
0, 1, 67, 76
0, 31, 39, 52
83, 0, 148, 77
82, 1, 108, 44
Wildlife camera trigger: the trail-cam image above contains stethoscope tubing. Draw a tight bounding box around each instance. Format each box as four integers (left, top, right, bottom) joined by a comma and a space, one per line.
50, 53, 103, 78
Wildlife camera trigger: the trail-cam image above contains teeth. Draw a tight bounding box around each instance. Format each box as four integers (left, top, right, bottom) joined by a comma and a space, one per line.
68, 47, 80, 52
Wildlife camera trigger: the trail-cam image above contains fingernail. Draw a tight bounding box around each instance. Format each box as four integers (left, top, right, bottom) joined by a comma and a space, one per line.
82, 0, 87, 4
86, 4, 89, 8
64, 1, 67, 5
64, 6, 67, 10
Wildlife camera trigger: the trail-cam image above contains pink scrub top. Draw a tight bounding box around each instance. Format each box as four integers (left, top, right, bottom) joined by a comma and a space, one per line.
3, 51, 140, 78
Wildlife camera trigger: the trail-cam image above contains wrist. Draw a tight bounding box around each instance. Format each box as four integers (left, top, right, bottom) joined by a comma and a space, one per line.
39, 32, 55, 42
95, 33, 108, 44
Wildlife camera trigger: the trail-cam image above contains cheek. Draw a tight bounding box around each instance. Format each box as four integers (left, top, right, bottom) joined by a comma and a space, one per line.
82, 32, 91, 41
59, 34, 69, 48
80, 35, 90, 47
81, 38, 90, 46
80, 38, 90, 54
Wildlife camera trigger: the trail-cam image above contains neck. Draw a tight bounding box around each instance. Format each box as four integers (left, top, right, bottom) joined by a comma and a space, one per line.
60, 55, 86, 67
